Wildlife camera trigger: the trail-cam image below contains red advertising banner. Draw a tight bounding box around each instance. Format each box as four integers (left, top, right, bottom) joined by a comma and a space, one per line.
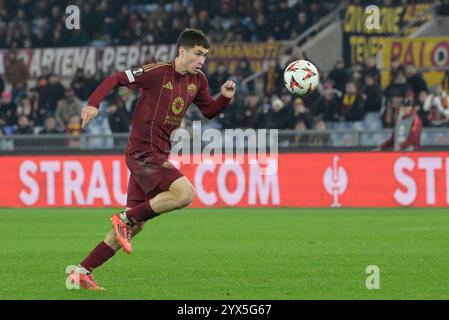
0, 152, 448, 208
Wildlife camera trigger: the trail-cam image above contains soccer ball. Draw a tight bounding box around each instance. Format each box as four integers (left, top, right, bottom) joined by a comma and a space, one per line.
283, 60, 319, 96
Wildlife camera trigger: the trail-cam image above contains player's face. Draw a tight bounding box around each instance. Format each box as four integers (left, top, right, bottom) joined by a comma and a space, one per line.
183, 46, 208, 74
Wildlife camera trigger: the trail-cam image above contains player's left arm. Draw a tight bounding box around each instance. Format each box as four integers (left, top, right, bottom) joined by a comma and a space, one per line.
194, 74, 236, 119
399, 115, 422, 151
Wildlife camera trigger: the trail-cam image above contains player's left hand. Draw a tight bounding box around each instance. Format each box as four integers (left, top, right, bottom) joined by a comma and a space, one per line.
221, 80, 236, 99
81, 106, 99, 128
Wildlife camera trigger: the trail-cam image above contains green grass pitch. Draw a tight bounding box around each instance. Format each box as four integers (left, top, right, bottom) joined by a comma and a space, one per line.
1, 207, 449, 300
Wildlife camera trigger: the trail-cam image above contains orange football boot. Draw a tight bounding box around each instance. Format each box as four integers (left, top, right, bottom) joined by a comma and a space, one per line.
67, 267, 104, 291
111, 214, 133, 254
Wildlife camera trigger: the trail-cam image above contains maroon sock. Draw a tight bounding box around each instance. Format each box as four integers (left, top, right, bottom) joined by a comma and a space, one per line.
80, 241, 116, 273
125, 201, 158, 225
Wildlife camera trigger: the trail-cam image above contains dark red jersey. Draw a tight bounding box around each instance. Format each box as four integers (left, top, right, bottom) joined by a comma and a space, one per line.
381, 111, 422, 151
87, 60, 231, 156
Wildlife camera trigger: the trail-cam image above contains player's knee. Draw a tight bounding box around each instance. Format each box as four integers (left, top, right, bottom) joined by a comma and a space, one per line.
178, 185, 196, 208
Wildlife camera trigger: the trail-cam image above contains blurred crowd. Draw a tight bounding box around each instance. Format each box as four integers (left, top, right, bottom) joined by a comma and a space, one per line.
213, 54, 449, 147
2, 46, 449, 148
254, 53, 449, 131
0, 0, 335, 49
1, 0, 449, 149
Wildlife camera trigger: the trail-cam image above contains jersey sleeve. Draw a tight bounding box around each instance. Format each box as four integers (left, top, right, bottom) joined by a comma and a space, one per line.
380, 131, 394, 150
87, 65, 157, 109
400, 115, 422, 151
193, 72, 231, 119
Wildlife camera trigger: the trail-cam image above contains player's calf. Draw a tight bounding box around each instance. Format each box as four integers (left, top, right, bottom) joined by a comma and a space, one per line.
151, 176, 196, 212
174, 184, 196, 209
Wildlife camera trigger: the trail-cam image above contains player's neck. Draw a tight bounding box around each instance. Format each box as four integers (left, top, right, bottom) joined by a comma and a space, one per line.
174, 58, 187, 74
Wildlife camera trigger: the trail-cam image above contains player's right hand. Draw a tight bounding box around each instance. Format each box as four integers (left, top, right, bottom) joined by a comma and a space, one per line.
81, 106, 99, 128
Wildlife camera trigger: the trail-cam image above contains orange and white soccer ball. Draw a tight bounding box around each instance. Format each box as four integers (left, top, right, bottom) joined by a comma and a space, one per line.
283, 60, 319, 96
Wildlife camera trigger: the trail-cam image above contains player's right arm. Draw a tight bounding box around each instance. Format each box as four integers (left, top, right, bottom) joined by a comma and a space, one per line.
81, 64, 157, 128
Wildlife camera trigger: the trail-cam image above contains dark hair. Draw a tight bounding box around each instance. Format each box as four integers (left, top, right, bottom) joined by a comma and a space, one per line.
176, 28, 209, 56
403, 97, 413, 107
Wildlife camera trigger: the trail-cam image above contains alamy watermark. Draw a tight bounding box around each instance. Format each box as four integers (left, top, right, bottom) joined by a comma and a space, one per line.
170, 121, 278, 176
365, 5, 380, 30
65, 265, 80, 290
365, 265, 380, 289
65, 5, 80, 30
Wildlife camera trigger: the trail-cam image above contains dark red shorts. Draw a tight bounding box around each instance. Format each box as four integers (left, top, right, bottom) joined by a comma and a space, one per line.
125, 152, 184, 208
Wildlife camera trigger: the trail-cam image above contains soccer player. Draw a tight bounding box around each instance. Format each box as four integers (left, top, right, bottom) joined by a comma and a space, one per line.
67, 29, 236, 290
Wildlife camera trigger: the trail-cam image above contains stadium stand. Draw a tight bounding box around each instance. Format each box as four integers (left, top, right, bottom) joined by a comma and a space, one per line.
0, 0, 448, 151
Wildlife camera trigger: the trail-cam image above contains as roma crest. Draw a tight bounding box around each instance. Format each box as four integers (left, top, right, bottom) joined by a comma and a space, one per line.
187, 83, 197, 96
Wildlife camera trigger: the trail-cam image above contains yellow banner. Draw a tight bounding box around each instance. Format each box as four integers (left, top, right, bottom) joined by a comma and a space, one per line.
206, 42, 284, 73
342, 3, 433, 65
381, 37, 449, 87
343, 5, 403, 35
